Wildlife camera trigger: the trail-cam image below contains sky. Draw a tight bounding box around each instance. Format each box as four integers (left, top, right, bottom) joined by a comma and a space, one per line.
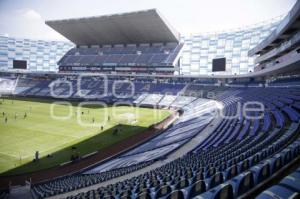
0, 0, 297, 41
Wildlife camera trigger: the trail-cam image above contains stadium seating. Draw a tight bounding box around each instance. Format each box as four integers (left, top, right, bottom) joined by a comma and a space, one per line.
14, 76, 186, 102
255, 165, 300, 199
24, 81, 300, 199
58, 43, 183, 68
0, 73, 299, 199
268, 76, 300, 87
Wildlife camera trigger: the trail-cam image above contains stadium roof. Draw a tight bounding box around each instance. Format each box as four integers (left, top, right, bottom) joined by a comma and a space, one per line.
45, 9, 180, 46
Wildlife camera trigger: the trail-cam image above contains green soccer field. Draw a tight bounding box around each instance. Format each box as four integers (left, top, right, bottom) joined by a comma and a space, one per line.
0, 97, 170, 175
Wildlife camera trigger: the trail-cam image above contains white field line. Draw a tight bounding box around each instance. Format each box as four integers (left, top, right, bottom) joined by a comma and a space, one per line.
0, 151, 20, 159
0, 138, 78, 160
37, 130, 82, 139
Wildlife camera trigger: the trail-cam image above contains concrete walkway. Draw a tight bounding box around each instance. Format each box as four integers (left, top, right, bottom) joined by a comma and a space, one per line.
47, 114, 222, 199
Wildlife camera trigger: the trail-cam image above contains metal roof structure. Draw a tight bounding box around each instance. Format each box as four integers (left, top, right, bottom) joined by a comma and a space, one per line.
46, 9, 180, 46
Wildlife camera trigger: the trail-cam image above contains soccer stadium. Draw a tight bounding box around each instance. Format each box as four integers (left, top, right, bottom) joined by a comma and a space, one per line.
0, 0, 300, 198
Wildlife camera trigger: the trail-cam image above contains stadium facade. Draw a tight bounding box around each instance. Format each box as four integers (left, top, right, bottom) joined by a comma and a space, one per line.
0, 35, 73, 71
0, 17, 281, 75
180, 18, 280, 75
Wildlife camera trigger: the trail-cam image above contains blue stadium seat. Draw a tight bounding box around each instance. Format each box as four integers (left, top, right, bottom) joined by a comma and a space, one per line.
154, 185, 172, 198
173, 179, 190, 190
230, 171, 254, 197
165, 190, 185, 199
187, 180, 206, 198
238, 159, 250, 173
207, 172, 224, 189
266, 154, 283, 174
256, 185, 300, 199
194, 183, 234, 199
224, 165, 238, 180
136, 192, 151, 199
279, 176, 300, 192
250, 162, 270, 184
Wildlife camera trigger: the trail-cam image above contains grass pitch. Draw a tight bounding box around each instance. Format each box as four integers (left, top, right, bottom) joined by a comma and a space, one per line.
0, 97, 170, 175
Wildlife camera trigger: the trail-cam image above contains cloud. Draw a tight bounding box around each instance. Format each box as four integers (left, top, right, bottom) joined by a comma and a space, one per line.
23, 9, 42, 20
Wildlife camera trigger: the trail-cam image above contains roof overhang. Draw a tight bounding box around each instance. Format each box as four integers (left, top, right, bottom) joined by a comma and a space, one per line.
46, 9, 180, 46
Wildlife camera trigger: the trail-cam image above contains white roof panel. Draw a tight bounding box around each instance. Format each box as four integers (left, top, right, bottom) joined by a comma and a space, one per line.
46, 9, 180, 46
